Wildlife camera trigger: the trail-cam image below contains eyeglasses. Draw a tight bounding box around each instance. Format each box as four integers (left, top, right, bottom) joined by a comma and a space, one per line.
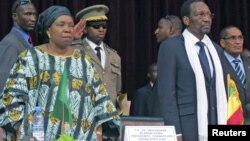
223, 35, 244, 41
87, 22, 107, 29
193, 12, 215, 19
12, 0, 32, 13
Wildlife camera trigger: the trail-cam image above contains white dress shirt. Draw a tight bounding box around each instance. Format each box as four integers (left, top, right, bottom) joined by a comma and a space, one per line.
184, 32, 214, 77
85, 38, 106, 68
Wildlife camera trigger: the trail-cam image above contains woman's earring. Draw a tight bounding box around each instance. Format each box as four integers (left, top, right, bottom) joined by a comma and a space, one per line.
47, 32, 51, 39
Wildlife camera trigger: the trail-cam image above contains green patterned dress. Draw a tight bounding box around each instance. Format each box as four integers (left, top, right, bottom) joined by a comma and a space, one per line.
0, 48, 120, 141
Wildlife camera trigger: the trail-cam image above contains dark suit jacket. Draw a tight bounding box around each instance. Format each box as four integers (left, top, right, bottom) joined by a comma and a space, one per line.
0, 28, 30, 93
220, 52, 250, 120
147, 81, 163, 117
157, 35, 223, 141
130, 84, 152, 116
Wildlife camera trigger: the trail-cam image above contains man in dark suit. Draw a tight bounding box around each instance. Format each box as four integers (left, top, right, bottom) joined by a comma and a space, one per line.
131, 63, 157, 116
131, 15, 182, 117
219, 26, 250, 122
0, 0, 37, 93
157, 0, 227, 141
148, 15, 183, 117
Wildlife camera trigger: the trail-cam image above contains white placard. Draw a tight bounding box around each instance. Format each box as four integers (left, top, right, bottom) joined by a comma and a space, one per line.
124, 126, 176, 141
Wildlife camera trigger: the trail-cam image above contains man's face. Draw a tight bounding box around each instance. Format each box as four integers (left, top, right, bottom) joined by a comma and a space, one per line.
148, 65, 157, 82
86, 21, 107, 45
220, 27, 244, 58
154, 18, 172, 43
185, 2, 212, 39
14, 3, 37, 32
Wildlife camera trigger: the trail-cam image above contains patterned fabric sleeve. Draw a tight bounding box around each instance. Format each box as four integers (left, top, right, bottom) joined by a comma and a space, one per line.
0, 49, 37, 133
84, 56, 120, 128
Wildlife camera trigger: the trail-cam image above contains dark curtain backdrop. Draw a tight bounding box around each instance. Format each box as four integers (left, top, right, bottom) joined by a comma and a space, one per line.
1, 0, 250, 99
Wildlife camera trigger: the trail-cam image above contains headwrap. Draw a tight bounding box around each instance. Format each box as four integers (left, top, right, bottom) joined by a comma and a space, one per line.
36, 5, 72, 42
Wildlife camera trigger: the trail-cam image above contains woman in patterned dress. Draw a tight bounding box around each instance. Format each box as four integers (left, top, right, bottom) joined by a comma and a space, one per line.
0, 5, 119, 141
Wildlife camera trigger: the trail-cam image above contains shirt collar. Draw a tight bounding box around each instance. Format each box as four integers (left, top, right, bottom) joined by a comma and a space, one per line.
149, 81, 154, 88
224, 51, 242, 63
12, 26, 30, 44
185, 29, 210, 47
85, 37, 104, 51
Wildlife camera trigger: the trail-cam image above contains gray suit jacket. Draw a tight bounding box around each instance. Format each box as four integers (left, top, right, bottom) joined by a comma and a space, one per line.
0, 28, 30, 93
72, 39, 122, 106
220, 53, 250, 120
157, 35, 223, 141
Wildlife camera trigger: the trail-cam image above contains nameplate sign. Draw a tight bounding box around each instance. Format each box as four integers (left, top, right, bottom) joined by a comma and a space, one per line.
124, 126, 176, 141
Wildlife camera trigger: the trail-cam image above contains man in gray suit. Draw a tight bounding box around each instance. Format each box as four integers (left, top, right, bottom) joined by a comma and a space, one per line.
219, 26, 250, 123
157, 0, 227, 141
130, 16, 182, 117
0, 0, 37, 93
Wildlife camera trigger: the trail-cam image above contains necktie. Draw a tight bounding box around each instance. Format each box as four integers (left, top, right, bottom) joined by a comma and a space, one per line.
196, 41, 211, 80
232, 59, 246, 86
95, 46, 101, 62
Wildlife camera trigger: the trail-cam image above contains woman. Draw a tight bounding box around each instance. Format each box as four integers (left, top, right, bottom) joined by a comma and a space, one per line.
0, 6, 119, 141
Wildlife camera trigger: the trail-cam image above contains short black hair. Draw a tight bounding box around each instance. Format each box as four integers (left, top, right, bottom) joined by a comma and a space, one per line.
220, 25, 240, 39
11, 0, 32, 13
163, 15, 183, 32
180, 0, 203, 19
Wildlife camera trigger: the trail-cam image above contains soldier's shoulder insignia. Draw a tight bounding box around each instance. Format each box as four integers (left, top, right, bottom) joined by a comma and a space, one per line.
105, 45, 117, 54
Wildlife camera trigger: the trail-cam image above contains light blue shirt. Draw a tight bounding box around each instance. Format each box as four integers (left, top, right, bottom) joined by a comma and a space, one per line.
224, 51, 246, 75
12, 26, 32, 47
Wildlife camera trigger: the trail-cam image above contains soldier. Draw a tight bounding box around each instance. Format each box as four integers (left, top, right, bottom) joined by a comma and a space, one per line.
73, 5, 128, 116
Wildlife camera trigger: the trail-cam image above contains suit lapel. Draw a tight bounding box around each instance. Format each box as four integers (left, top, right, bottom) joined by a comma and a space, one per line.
12, 30, 30, 49
224, 55, 244, 89
145, 84, 153, 95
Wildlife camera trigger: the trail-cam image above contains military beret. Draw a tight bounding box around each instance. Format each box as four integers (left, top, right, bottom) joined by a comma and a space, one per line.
75, 5, 109, 22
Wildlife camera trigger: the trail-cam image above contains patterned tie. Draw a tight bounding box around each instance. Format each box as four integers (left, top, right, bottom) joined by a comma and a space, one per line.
232, 59, 246, 86
196, 41, 211, 80
95, 46, 101, 61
